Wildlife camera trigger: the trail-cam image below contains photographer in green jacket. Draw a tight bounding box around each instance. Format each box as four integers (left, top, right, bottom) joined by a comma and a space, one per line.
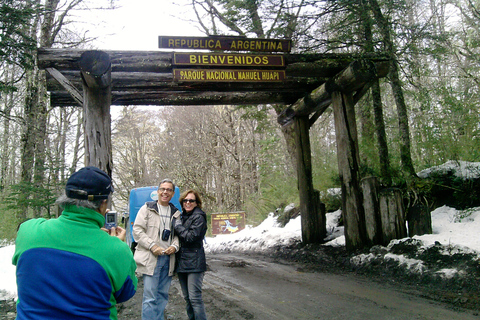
13, 166, 137, 320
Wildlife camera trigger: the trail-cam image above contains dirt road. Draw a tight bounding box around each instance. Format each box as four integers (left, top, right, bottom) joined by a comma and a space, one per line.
118, 253, 480, 320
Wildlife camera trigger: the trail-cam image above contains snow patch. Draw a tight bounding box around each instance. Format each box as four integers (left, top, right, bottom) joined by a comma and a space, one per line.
436, 268, 464, 279
417, 160, 480, 179
384, 253, 426, 274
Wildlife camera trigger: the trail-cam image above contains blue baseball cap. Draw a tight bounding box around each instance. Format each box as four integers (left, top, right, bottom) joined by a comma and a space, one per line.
65, 166, 113, 200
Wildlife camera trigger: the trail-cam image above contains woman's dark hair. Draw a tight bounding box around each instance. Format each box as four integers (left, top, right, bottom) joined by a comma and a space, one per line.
179, 189, 203, 209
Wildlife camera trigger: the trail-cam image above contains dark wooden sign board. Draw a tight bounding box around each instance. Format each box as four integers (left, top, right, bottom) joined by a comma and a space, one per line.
162, 36, 289, 83
173, 52, 285, 67
211, 212, 246, 235
173, 69, 286, 82
159, 36, 291, 53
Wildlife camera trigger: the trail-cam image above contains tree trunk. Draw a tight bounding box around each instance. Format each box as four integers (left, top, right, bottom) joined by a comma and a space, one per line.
20, 67, 39, 220
33, 70, 48, 217
245, 0, 264, 38
390, 63, 417, 176
360, 1, 392, 185
358, 0, 377, 171
1, 68, 15, 190
273, 104, 298, 172
70, 109, 83, 175
371, 79, 392, 185
368, 0, 416, 177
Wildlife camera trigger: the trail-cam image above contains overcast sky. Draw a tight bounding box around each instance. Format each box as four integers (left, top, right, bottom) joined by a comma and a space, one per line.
80, 0, 203, 51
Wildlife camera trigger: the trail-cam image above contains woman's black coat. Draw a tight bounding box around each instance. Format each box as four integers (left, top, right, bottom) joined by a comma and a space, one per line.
174, 207, 207, 273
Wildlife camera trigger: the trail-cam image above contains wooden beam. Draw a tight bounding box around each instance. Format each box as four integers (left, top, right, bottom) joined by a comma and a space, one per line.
38, 48, 389, 108
49, 90, 299, 107
38, 48, 388, 75
308, 80, 375, 128
309, 106, 330, 128
45, 70, 327, 93
277, 60, 389, 126
45, 68, 83, 107
38, 49, 172, 73
79, 51, 112, 89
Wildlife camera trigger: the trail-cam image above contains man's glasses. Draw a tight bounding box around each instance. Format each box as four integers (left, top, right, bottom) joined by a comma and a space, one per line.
183, 199, 196, 203
158, 187, 174, 193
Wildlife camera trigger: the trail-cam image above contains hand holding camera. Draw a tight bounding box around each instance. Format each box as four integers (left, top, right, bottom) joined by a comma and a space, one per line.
101, 225, 126, 242
104, 211, 117, 229
109, 226, 126, 242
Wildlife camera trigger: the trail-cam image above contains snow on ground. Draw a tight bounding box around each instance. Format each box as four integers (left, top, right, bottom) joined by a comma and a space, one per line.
413, 205, 480, 254
2, 205, 480, 300
2, 162, 480, 299
417, 160, 480, 179
0, 244, 17, 300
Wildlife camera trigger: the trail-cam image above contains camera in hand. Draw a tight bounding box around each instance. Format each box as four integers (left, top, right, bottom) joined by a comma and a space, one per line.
161, 229, 171, 241
104, 211, 117, 229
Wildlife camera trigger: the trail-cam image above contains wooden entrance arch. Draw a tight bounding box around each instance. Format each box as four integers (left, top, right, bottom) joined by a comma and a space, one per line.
38, 48, 389, 250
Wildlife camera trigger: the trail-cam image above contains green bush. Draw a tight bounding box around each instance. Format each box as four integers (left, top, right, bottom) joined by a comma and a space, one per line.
421, 172, 480, 210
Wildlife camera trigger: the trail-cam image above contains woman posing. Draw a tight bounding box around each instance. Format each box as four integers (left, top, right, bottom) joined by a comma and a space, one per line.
174, 189, 208, 320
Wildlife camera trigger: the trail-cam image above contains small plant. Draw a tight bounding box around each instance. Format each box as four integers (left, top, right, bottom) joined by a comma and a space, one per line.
453, 207, 478, 223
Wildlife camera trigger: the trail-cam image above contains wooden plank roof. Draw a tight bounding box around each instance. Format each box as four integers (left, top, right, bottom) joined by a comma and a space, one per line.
38, 48, 389, 107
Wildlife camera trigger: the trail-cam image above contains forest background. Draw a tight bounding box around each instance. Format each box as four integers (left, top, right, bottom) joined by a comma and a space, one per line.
0, 0, 479, 240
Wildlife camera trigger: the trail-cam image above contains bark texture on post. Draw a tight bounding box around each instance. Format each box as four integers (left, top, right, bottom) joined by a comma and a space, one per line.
407, 204, 432, 237
332, 91, 366, 251
361, 176, 381, 245
295, 116, 325, 243
79, 50, 113, 176
314, 190, 327, 241
379, 188, 407, 245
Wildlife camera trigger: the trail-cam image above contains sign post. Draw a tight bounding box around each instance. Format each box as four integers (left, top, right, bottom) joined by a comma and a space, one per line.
159, 36, 291, 52
160, 36, 291, 83
211, 212, 246, 235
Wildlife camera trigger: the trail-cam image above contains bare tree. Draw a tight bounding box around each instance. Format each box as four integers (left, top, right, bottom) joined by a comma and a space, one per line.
189, 0, 312, 173
16, 0, 117, 219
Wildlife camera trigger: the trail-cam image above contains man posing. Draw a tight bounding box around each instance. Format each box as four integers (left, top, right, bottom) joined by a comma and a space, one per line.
13, 166, 137, 320
133, 179, 180, 320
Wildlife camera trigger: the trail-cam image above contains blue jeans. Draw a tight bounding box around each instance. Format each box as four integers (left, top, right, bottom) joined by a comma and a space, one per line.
177, 272, 207, 320
142, 255, 172, 320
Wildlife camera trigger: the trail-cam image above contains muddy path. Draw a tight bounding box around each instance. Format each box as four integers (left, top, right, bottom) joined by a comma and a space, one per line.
117, 253, 480, 320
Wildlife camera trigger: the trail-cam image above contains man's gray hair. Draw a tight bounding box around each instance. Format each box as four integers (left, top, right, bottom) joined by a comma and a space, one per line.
159, 178, 175, 190
56, 193, 108, 211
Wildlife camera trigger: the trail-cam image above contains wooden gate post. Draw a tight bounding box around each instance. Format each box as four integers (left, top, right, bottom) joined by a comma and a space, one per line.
332, 91, 366, 251
79, 51, 113, 176
361, 176, 381, 245
294, 116, 326, 243
379, 188, 407, 245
